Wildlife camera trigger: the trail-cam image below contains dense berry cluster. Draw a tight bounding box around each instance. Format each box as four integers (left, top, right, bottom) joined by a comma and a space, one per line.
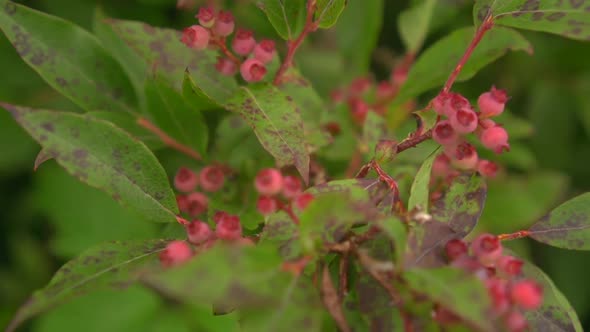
443, 234, 543, 331
174, 166, 226, 218
431, 87, 509, 179
254, 168, 314, 219
181, 6, 276, 82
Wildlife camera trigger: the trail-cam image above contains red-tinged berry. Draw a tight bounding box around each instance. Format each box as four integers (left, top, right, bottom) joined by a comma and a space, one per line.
160, 240, 192, 267
196, 6, 215, 27
186, 220, 212, 245
376, 81, 395, 100
391, 67, 408, 85
497, 256, 524, 276
486, 278, 510, 315
348, 97, 369, 124
450, 107, 478, 134
477, 160, 499, 178
349, 77, 371, 95
240, 58, 266, 82
255, 168, 284, 196
213, 210, 230, 224
511, 280, 543, 310
216, 214, 242, 240
505, 310, 528, 332
212, 10, 234, 36
253, 39, 276, 64
448, 142, 478, 170
215, 57, 237, 76
433, 93, 449, 115
186, 192, 209, 217
445, 239, 468, 261
447, 93, 471, 114
174, 167, 198, 192
478, 86, 508, 118
232, 29, 256, 56
199, 166, 225, 192
294, 192, 314, 210
323, 122, 341, 136
282, 175, 302, 199
257, 196, 278, 215
481, 126, 510, 153
237, 237, 255, 246
330, 89, 345, 103
433, 120, 459, 146
181, 25, 210, 50
177, 194, 189, 213
451, 255, 483, 274
471, 233, 502, 266
432, 153, 451, 178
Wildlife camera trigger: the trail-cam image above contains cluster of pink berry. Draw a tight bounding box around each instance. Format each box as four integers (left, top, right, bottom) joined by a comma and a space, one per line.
254, 168, 314, 219
180, 6, 276, 82
442, 234, 543, 331
431, 87, 509, 179
174, 166, 225, 218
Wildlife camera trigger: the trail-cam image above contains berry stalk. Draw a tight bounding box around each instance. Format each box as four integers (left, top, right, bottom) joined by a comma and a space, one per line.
137, 117, 202, 161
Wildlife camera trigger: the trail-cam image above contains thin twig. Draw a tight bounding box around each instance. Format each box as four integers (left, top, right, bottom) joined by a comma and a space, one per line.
137, 117, 202, 161
211, 37, 241, 65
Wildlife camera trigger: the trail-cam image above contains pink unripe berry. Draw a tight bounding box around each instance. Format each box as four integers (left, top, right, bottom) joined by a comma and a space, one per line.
511, 280, 543, 310
450, 107, 478, 134
505, 310, 528, 332
497, 256, 524, 276
349, 77, 371, 95
486, 278, 510, 315
432, 93, 449, 115
213, 210, 230, 224
282, 175, 302, 199
471, 233, 502, 266
432, 154, 451, 178
199, 166, 225, 192
376, 81, 395, 100
160, 240, 192, 267
197, 6, 216, 28
186, 220, 212, 245
330, 89, 345, 103
255, 168, 283, 196
478, 86, 508, 118
348, 98, 369, 124
445, 239, 468, 261
215, 57, 237, 76
451, 256, 484, 274
212, 10, 234, 36
240, 58, 267, 82
253, 40, 276, 64
232, 29, 256, 56
257, 196, 278, 216
294, 192, 314, 210
216, 214, 242, 240
177, 194, 189, 213
477, 160, 499, 178
448, 142, 478, 170
181, 25, 210, 50
481, 126, 510, 153
185, 192, 209, 217
433, 120, 459, 146
174, 167, 198, 192
446, 93, 471, 116
391, 67, 408, 85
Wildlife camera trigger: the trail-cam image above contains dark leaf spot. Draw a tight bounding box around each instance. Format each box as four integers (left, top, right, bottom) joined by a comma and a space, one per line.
546, 12, 566, 21
4, 2, 16, 15
41, 122, 54, 132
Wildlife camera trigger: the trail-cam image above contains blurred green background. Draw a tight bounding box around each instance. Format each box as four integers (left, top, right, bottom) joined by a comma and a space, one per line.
1, 0, 589, 331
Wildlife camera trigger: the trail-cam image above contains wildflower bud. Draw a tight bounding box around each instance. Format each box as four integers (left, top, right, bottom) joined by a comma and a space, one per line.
213, 10, 234, 36
186, 192, 209, 217
215, 57, 237, 76
450, 107, 478, 134
282, 175, 302, 199
481, 126, 510, 153
445, 239, 468, 261
511, 280, 543, 310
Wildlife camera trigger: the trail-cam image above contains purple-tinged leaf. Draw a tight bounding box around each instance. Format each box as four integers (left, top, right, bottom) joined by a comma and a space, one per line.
405, 220, 458, 268
529, 193, 590, 250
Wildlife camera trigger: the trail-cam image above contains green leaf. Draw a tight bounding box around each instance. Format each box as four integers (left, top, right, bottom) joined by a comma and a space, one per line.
6, 239, 169, 332
2, 104, 178, 223
529, 193, 590, 250
396, 26, 532, 104
224, 84, 310, 182
259, 210, 301, 259
408, 148, 439, 213
375, 215, 408, 264
362, 111, 387, 157
307, 178, 391, 205
398, 0, 437, 53
256, 0, 306, 40
0, 1, 136, 112
404, 267, 493, 332
182, 70, 219, 112
315, 0, 347, 29
474, 0, 590, 41
144, 76, 208, 157
88, 111, 164, 150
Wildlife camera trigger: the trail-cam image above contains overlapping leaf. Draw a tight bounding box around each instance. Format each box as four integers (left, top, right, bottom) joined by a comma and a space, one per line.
257, 0, 306, 40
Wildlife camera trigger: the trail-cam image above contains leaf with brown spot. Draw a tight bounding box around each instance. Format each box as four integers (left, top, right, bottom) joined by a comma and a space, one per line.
2, 104, 178, 223
405, 219, 458, 268
529, 192, 590, 250
88, 111, 164, 150
6, 239, 169, 332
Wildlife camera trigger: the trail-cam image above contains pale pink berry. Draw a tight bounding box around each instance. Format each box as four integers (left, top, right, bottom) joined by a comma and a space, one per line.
181, 25, 210, 50
432, 154, 451, 178
212, 10, 234, 36
505, 310, 528, 332
196, 6, 215, 28
348, 97, 369, 124
432, 93, 449, 115
253, 39, 276, 64
216, 214, 242, 240
294, 192, 314, 210
186, 192, 208, 217
330, 89, 345, 103
199, 166, 225, 192
497, 256, 524, 276
213, 210, 230, 224
257, 196, 278, 215
449, 107, 478, 134
446, 93, 471, 116
471, 233, 502, 266
391, 67, 408, 85
376, 81, 395, 99
511, 280, 543, 310
186, 220, 212, 245
445, 239, 468, 261
240, 58, 266, 82
433, 120, 459, 146
254, 168, 283, 196
176, 194, 189, 213
349, 77, 371, 95
160, 240, 192, 267
448, 142, 478, 170
232, 29, 256, 56
282, 175, 302, 199
481, 126, 510, 153
478, 86, 508, 118
215, 57, 237, 76
486, 278, 510, 315
174, 167, 198, 192
477, 160, 499, 178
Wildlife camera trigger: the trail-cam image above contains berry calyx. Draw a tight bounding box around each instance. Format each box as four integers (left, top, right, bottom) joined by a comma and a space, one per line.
240, 58, 267, 82
478, 86, 508, 118
186, 220, 212, 245
511, 280, 543, 310
174, 167, 198, 192
215, 57, 237, 76
232, 29, 256, 56
432, 153, 451, 178
471, 233, 502, 266
449, 107, 478, 134
216, 214, 242, 240
448, 142, 478, 170
253, 39, 276, 64
176, 194, 189, 213
445, 239, 468, 261
185, 192, 209, 217
254, 168, 283, 196
212, 10, 234, 36
433, 120, 459, 146
257, 196, 278, 215
160, 240, 192, 267
181, 25, 210, 50
196, 6, 215, 28
199, 166, 225, 192
480, 126, 510, 153
282, 175, 302, 199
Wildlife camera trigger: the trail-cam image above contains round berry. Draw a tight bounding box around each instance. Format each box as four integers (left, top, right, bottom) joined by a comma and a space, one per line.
213, 210, 230, 224
255, 168, 284, 196
212, 10, 234, 36
232, 29, 256, 56
181, 25, 210, 50
196, 6, 215, 28
240, 58, 267, 82
186, 192, 209, 217
199, 166, 225, 192
445, 239, 468, 261
497, 256, 524, 276
448, 142, 478, 170
176, 194, 189, 213
391, 67, 408, 85
253, 39, 276, 64
294, 192, 314, 210
486, 278, 510, 315
446, 93, 471, 116
511, 280, 543, 310
174, 167, 198, 192
349, 77, 371, 95
376, 81, 395, 100
432, 93, 449, 115
450, 107, 478, 134
216, 214, 242, 240
478, 86, 508, 118
186, 220, 212, 245
432, 153, 451, 178
330, 89, 345, 103
433, 120, 459, 146
215, 57, 237, 76
348, 97, 369, 124
505, 310, 528, 332
257, 196, 278, 215
477, 160, 499, 178
282, 175, 302, 199
471, 233, 502, 266
481, 126, 510, 153
160, 240, 192, 267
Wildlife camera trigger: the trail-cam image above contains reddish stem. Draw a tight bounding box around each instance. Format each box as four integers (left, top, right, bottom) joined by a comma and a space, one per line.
397, 129, 433, 153
273, 0, 318, 85
211, 37, 241, 65
498, 230, 530, 241
137, 117, 202, 161
278, 200, 300, 225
